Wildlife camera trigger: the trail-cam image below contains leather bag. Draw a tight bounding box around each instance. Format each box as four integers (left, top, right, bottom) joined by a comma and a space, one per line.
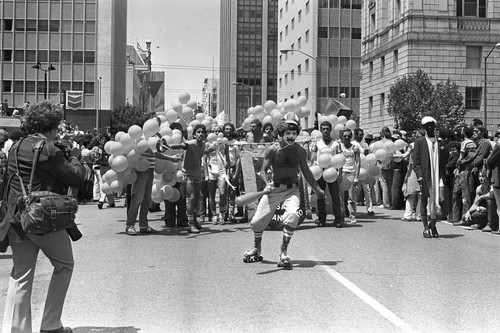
15, 138, 79, 235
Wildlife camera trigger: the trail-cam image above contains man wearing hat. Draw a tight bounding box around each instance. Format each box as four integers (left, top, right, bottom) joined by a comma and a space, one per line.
413, 116, 446, 238
243, 113, 325, 269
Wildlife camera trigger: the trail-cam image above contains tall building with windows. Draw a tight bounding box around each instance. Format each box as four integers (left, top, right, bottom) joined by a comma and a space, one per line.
220, 0, 278, 127
0, 0, 127, 131
360, 0, 500, 133
278, 0, 362, 129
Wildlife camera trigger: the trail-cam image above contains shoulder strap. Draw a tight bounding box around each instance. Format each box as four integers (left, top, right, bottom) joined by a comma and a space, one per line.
28, 139, 46, 193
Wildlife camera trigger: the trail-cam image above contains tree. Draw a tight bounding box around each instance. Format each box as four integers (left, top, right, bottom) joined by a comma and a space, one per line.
110, 105, 150, 135
387, 69, 465, 132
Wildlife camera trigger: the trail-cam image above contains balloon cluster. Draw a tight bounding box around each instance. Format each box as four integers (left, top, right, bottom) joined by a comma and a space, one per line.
100, 91, 219, 202
240, 96, 311, 131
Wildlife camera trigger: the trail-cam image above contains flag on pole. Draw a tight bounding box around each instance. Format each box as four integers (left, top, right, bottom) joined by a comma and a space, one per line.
137, 42, 144, 52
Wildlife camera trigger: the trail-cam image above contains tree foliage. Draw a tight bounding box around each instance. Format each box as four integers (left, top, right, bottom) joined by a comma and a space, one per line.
387, 69, 465, 132
110, 105, 150, 135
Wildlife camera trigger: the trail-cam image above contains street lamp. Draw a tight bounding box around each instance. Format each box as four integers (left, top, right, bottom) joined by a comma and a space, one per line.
279, 49, 317, 60
484, 42, 500, 128
232, 81, 254, 108
32, 62, 56, 100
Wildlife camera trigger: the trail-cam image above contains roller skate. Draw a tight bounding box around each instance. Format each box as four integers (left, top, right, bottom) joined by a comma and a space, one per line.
243, 246, 263, 263
277, 252, 292, 270
219, 213, 226, 225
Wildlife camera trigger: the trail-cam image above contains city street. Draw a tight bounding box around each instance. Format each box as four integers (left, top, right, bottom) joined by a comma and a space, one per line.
1, 200, 500, 333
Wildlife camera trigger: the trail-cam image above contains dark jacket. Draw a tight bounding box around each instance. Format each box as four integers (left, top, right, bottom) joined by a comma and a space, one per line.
487, 145, 500, 188
412, 136, 446, 198
0, 135, 85, 241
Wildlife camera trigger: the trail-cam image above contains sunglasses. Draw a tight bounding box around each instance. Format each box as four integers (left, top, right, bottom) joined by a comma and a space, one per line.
343, 135, 352, 139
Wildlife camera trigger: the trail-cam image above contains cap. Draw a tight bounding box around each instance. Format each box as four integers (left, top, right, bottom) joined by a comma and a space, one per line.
365, 133, 374, 140
421, 116, 436, 125
400, 130, 407, 136
283, 112, 300, 127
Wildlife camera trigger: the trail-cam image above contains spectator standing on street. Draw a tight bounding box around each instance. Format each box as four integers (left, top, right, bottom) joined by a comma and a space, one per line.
353, 128, 374, 215
413, 116, 446, 238
401, 129, 424, 222
378, 126, 394, 209
1, 101, 85, 333
340, 128, 361, 224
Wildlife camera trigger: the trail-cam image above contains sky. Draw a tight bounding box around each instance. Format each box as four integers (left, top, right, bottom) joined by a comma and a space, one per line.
127, 0, 220, 107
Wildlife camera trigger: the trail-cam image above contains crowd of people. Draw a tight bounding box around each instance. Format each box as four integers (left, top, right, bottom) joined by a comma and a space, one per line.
2, 99, 500, 332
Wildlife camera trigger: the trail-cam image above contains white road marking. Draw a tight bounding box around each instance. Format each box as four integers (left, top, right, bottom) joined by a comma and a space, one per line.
317, 262, 413, 332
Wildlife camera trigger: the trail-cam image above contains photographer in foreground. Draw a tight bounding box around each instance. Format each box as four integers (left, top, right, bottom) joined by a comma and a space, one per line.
1, 101, 85, 333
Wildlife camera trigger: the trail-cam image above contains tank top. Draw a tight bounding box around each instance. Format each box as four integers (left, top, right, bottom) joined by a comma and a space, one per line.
314, 139, 340, 166
341, 143, 356, 173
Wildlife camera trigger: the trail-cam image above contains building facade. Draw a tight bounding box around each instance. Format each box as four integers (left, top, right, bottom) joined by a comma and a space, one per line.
201, 77, 219, 119
278, 0, 362, 129
0, 0, 127, 131
220, 0, 278, 127
360, 0, 500, 133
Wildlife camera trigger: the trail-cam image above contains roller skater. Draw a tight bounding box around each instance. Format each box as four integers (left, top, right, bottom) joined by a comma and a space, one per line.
242, 113, 325, 269
243, 242, 263, 263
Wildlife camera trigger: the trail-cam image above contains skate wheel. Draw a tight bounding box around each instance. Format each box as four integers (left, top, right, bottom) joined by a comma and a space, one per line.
243, 258, 248, 263
257, 256, 263, 261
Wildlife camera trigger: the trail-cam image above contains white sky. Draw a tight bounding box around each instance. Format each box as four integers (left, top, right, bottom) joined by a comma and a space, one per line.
127, 0, 220, 107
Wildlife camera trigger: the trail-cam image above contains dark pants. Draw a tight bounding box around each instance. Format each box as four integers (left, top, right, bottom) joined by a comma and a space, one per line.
391, 169, 405, 210
164, 182, 188, 226
316, 177, 343, 223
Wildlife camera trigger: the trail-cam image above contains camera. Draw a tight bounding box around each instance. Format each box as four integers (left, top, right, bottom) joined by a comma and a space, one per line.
66, 223, 83, 241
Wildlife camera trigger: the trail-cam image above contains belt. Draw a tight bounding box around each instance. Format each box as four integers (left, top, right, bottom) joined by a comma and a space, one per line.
274, 182, 298, 189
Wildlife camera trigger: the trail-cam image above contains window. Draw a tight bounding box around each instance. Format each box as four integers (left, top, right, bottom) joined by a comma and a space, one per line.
298, 64, 302, 76
279, 54, 282, 65
25, 81, 36, 93
329, 57, 339, 68
380, 93, 385, 115
352, 0, 362, 9
330, 27, 339, 38
2, 50, 12, 62
318, 86, 328, 98
298, 37, 302, 49
50, 20, 60, 32
340, 87, 349, 97
330, 0, 340, 8
329, 86, 338, 97
340, 28, 350, 39
50, 51, 59, 62
305, 87, 309, 99
368, 96, 373, 117
285, 74, 288, 84
14, 50, 24, 62
371, 13, 376, 34
280, 8, 283, 18
318, 27, 328, 38
457, 0, 486, 18
393, 50, 399, 72
285, 0, 288, 11
72, 82, 83, 91
465, 87, 482, 109
351, 87, 360, 98
38, 20, 49, 32
291, 69, 294, 80
305, 59, 310, 71
26, 50, 36, 62
13, 81, 24, 93
369, 61, 373, 81
305, 30, 310, 43
279, 78, 282, 88
291, 18, 295, 30
2, 81, 12, 93
298, 10, 302, 22
26, 20, 37, 32
3, 19, 13, 31
37, 51, 48, 63
352, 58, 361, 69
466, 46, 482, 69
341, 0, 351, 9
84, 82, 94, 94
351, 28, 361, 39
306, 1, 310, 14
285, 25, 288, 35
340, 57, 351, 68
381, 56, 385, 77
84, 51, 95, 63
280, 31, 282, 42
73, 51, 84, 63
395, 0, 401, 18
14, 19, 25, 31
291, 43, 295, 50
61, 51, 71, 62
319, 0, 328, 8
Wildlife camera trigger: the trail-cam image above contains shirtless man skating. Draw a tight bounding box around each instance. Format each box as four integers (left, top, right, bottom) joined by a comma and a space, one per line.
243, 115, 325, 269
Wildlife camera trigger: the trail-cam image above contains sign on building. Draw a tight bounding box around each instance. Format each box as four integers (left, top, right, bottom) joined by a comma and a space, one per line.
66, 91, 83, 110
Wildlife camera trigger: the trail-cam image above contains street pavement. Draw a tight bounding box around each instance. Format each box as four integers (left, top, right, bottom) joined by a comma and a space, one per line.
1, 200, 500, 333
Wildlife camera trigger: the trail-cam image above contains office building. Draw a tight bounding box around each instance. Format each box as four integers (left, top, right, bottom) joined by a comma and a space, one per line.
360, 0, 500, 132
0, 0, 127, 131
220, 0, 278, 127
278, 0, 362, 129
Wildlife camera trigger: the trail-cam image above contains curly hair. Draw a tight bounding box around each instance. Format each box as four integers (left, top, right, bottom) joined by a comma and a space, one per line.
275, 119, 301, 137
24, 101, 63, 134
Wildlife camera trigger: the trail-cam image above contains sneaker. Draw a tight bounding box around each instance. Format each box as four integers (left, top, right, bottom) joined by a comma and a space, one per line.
140, 226, 159, 234
401, 217, 412, 222
211, 217, 219, 225
126, 226, 137, 236
219, 213, 226, 225
164, 220, 176, 228
334, 221, 343, 228
188, 224, 200, 234
194, 219, 203, 230
40, 326, 73, 333
349, 216, 357, 224
367, 210, 375, 216
108, 203, 116, 208
97, 202, 103, 210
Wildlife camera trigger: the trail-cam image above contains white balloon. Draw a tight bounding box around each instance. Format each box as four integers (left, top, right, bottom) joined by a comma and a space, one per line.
297, 96, 308, 107
186, 100, 197, 109
178, 92, 190, 104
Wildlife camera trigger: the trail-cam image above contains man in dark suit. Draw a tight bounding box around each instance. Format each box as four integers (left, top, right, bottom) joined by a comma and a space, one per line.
413, 116, 446, 238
